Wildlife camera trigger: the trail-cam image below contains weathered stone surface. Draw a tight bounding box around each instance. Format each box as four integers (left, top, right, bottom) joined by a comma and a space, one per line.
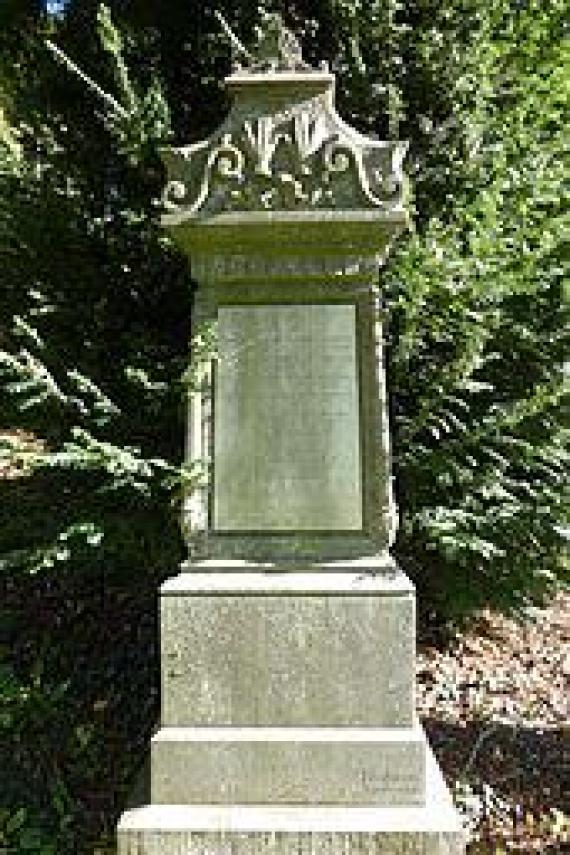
150, 725, 425, 806
118, 746, 465, 854
160, 569, 415, 728
214, 304, 362, 531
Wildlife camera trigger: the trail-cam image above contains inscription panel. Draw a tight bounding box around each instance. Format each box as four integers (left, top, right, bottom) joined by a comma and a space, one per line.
213, 304, 362, 531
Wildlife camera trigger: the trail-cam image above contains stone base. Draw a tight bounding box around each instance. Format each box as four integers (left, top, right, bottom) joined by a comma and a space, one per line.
117, 747, 465, 854
151, 724, 426, 805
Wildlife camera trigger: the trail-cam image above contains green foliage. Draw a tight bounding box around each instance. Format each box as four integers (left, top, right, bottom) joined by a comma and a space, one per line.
381, 0, 569, 617
1, 4, 188, 848
1, 0, 568, 851
95, 3, 172, 163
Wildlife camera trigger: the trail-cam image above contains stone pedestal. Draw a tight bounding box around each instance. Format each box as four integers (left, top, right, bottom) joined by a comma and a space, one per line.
154, 566, 423, 809
118, 565, 465, 853
117, 14, 465, 854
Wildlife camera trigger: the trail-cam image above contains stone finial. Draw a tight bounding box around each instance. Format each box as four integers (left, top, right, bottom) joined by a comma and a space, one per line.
248, 11, 310, 72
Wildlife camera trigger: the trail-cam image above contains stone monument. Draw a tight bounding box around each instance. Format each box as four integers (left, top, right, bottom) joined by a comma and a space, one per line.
117, 14, 465, 854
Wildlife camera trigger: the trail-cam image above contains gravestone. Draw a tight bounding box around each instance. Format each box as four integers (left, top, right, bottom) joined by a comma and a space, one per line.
117, 15, 465, 855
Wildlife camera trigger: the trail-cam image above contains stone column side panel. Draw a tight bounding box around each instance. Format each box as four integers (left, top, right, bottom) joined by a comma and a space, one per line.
160, 571, 415, 728
150, 725, 425, 806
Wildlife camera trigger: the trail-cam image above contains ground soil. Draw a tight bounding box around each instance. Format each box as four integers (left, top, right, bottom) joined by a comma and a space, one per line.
417, 591, 569, 853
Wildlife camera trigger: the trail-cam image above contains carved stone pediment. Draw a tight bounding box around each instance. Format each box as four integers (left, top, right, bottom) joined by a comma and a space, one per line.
161, 22, 407, 223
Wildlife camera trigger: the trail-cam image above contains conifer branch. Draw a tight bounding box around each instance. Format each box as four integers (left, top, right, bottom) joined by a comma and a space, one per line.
214, 11, 253, 63
45, 38, 128, 118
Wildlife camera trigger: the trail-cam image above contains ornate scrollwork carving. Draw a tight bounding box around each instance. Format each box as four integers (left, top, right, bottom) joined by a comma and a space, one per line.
163, 102, 406, 216
243, 117, 291, 176
161, 17, 407, 218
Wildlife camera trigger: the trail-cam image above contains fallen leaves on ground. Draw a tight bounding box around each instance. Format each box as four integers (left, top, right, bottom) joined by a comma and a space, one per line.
417, 591, 569, 853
